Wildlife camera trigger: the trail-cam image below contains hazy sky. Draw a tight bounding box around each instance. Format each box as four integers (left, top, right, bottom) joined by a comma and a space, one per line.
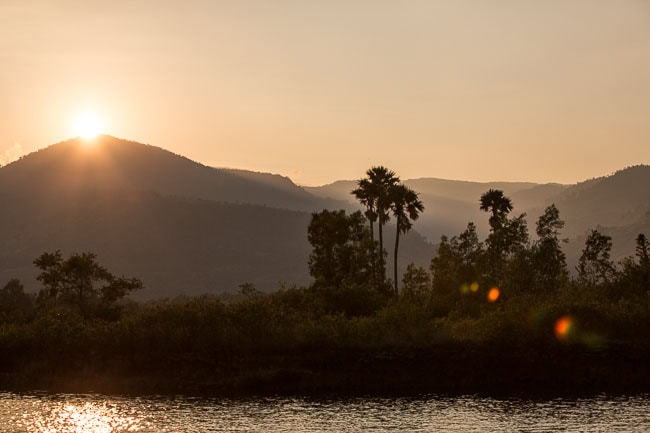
1, 1, 649, 186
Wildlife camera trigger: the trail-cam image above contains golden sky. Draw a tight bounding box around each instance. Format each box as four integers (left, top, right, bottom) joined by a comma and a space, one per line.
1, 1, 649, 186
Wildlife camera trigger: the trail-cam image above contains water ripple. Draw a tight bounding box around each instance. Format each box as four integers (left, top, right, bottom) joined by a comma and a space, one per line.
2, 392, 650, 432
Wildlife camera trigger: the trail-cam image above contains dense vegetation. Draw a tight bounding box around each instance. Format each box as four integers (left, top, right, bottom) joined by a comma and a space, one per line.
1, 167, 649, 396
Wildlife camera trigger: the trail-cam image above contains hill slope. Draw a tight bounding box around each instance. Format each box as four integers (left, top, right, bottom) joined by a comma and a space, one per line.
0, 187, 313, 298
0, 136, 433, 297
542, 165, 650, 237
0, 135, 336, 212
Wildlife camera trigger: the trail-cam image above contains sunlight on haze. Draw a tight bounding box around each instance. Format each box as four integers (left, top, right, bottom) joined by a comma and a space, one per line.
73, 112, 105, 140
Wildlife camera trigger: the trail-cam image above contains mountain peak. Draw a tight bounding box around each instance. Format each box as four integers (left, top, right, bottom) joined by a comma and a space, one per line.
0, 135, 329, 212
51, 134, 180, 161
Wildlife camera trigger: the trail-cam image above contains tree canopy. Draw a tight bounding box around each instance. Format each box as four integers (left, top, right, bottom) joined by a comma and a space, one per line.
34, 250, 143, 317
307, 210, 379, 290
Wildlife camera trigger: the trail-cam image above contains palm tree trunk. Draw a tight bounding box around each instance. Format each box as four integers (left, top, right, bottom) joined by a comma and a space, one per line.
378, 222, 385, 278
394, 224, 400, 296
369, 220, 379, 284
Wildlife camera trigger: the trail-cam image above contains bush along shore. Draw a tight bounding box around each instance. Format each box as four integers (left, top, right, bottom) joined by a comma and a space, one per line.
2, 281, 650, 397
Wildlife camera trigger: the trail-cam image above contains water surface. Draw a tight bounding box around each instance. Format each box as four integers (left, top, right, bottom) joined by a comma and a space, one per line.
2, 392, 650, 432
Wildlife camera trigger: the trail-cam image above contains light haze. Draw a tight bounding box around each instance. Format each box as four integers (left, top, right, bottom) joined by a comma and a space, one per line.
1, 0, 649, 186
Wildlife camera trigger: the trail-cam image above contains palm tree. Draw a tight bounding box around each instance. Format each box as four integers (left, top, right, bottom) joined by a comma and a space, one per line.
367, 166, 399, 257
352, 178, 378, 240
479, 189, 513, 230
390, 184, 424, 295
352, 166, 400, 278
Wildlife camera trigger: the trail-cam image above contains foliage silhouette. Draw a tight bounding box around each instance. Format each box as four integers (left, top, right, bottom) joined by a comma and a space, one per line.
479, 189, 513, 230
307, 210, 382, 291
478, 189, 528, 288
532, 204, 568, 293
352, 166, 400, 279
0, 279, 33, 323
577, 230, 616, 287
401, 263, 431, 304
34, 251, 143, 318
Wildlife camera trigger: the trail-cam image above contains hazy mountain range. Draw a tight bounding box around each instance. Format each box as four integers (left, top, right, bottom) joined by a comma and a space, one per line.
1, 135, 648, 298
0, 135, 431, 298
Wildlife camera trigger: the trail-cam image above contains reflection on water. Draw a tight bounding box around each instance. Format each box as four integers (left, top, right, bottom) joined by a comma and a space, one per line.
1, 395, 145, 433
2, 392, 650, 432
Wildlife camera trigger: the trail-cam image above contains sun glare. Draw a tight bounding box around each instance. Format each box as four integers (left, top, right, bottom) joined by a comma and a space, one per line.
74, 113, 104, 139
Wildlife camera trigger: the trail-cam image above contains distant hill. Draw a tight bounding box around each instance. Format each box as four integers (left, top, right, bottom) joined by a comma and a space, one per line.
539, 165, 650, 237
0, 135, 433, 298
0, 135, 340, 212
510, 183, 569, 212
405, 179, 568, 241
0, 187, 313, 298
540, 166, 650, 268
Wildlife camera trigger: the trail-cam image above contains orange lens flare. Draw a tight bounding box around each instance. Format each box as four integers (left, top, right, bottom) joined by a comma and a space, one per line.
487, 287, 500, 302
554, 315, 574, 340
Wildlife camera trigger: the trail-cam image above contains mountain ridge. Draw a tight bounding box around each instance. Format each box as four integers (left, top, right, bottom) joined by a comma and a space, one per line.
1, 135, 648, 295
0, 135, 341, 212
0, 135, 433, 298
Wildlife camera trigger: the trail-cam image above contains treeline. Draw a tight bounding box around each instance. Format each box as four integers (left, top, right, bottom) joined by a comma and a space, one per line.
309, 168, 649, 318
1, 167, 650, 395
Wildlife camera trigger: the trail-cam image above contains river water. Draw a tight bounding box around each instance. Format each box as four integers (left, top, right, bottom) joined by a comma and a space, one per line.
2, 392, 650, 432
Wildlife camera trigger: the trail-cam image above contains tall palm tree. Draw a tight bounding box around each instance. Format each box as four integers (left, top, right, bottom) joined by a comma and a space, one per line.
390, 184, 424, 295
352, 166, 400, 278
367, 166, 399, 257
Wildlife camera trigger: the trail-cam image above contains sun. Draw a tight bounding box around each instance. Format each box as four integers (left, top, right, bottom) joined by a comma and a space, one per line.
74, 113, 104, 139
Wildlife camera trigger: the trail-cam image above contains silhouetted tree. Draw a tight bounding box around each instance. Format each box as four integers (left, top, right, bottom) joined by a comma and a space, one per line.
479, 190, 528, 286
401, 263, 431, 303
577, 230, 616, 287
307, 210, 380, 289
352, 166, 400, 278
479, 189, 513, 230
389, 184, 424, 295
0, 279, 33, 323
636, 233, 650, 270
500, 219, 532, 296
457, 222, 483, 280
532, 204, 568, 292
618, 233, 650, 298
637, 233, 650, 293
430, 224, 484, 302
34, 251, 143, 317
430, 235, 464, 313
